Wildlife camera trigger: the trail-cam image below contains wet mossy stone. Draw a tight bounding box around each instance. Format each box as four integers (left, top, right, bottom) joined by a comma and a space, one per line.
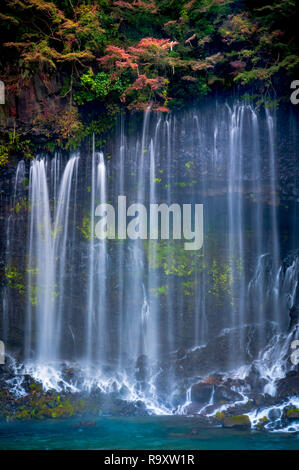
286, 409, 299, 419
222, 414, 251, 429
277, 372, 299, 398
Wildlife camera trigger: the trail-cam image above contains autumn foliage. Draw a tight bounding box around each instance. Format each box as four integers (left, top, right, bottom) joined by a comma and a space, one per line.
0, 0, 298, 150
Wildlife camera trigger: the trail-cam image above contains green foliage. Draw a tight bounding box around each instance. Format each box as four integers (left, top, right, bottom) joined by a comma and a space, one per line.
144, 237, 243, 306
14, 394, 85, 420
4, 266, 25, 295
0, 146, 9, 167
208, 259, 232, 299
150, 284, 168, 296
74, 69, 127, 105
0, 131, 34, 167
77, 215, 92, 240
11, 197, 29, 214
34, 104, 84, 150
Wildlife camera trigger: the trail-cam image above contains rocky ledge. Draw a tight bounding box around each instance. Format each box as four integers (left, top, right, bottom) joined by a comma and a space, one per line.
0, 354, 298, 432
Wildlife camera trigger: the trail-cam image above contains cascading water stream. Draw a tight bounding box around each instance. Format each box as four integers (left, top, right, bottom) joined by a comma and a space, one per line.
266, 108, 281, 324
26, 159, 54, 362
95, 151, 107, 364
86, 136, 96, 365
227, 104, 246, 334
25, 156, 79, 363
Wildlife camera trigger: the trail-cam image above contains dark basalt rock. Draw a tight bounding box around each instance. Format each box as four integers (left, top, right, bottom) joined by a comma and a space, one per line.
176, 349, 186, 360
176, 322, 278, 378
246, 365, 268, 393
277, 371, 299, 398
252, 394, 278, 408
190, 382, 213, 405
289, 306, 299, 331
213, 385, 243, 404
135, 354, 148, 381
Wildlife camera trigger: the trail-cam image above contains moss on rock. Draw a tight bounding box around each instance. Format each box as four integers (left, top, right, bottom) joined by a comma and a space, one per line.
286, 409, 299, 419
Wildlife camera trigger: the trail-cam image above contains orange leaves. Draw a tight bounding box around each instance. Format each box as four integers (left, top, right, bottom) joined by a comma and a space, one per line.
137, 37, 176, 50
97, 37, 174, 111
121, 74, 165, 101
98, 45, 139, 72
202, 376, 223, 386
98, 38, 177, 74
121, 74, 169, 111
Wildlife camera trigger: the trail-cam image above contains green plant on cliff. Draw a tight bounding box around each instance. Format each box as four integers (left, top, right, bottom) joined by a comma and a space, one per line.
4, 265, 25, 295
14, 394, 85, 420
144, 238, 236, 305
33, 103, 84, 149
74, 69, 127, 105
0, 146, 9, 167
77, 215, 93, 240
0, 131, 34, 165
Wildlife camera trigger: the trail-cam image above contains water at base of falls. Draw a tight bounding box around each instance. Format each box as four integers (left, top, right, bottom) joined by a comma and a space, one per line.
2, 100, 299, 430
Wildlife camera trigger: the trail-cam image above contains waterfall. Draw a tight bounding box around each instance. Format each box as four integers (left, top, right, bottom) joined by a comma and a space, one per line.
25, 156, 78, 362
85, 143, 108, 366
250, 110, 264, 343
3, 100, 298, 415
96, 151, 108, 363
266, 108, 281, 324
193, 114, 208, 346
86, 136, 96, 364
227, 104, 246, 333
147, 139, 158, 365
165, 117, 175, 358
26, 159, 54, 361
117, 115, 126, 370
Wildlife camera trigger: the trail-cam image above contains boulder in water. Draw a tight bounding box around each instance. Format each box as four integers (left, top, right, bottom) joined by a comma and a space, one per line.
277, 371, 299, 397
213, 385, 243, 404
289, 306, 299, 330
221, 414, 251, 429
